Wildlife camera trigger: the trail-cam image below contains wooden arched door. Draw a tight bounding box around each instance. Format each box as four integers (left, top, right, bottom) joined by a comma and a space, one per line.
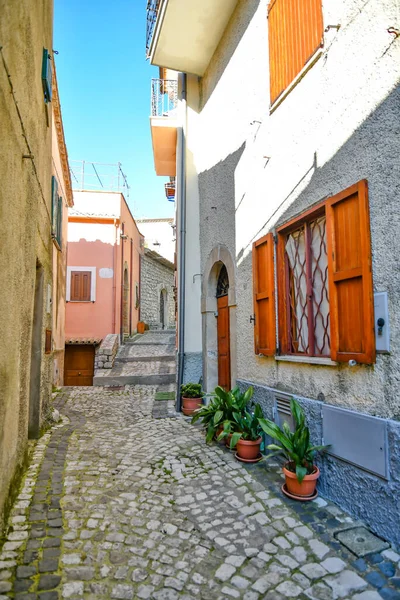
216, 265, 231, 390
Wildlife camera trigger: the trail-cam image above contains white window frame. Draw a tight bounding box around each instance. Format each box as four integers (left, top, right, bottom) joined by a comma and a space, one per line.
66, 266, 96, 302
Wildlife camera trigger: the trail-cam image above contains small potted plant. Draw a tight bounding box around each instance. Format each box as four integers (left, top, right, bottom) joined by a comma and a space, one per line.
259, 398, 329, 499
181, 383, 203, 416
191, 385, 254, 445
227, 402, 264, 462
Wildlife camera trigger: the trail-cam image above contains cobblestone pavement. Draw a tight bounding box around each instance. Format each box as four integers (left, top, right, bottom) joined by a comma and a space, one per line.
1, 385, 399, 600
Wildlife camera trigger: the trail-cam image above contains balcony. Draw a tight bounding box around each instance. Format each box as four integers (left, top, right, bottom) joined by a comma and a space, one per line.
146, 0, 238, 76
150, 78, 178, 177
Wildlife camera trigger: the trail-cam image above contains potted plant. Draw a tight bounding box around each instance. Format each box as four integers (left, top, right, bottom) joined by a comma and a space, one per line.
226, 402, 264, 462
191, 385, 254, 445
181, 383, 204, 416
259, 398, 329, 499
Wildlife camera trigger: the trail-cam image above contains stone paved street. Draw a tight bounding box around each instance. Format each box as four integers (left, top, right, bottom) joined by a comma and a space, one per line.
1, 383, 400, 600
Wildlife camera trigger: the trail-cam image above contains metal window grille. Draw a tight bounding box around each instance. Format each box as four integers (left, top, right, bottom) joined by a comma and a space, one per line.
285, 215, 330, 356
151, 79, 178, 117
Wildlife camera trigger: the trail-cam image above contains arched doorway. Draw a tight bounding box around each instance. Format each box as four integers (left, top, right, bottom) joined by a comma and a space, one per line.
123, 268, 129, 337
216, 265, 231, 390
201, 245, 237, 394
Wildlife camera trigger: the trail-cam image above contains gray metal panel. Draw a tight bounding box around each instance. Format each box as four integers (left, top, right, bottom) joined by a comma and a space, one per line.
322, 405, 388, 479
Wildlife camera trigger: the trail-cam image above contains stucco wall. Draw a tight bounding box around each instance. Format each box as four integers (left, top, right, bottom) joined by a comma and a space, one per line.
136, 219, 175, 263
0, 0, 54, 530
194, 0, 400, 420
51, 102, 70, 387
140, 251, 175, 329
238, 379, 400, 548
66, 192, 143, 342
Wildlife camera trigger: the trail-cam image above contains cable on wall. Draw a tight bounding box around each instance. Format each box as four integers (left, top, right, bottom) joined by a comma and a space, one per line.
0, 45, 52, 226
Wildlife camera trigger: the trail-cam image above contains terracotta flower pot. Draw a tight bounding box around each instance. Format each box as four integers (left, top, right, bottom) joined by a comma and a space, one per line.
236, 437, 262, 461
182, 396, 202, 416
137, 321, 145, 334
283, 463, 320, 498
215, 425, 225, 444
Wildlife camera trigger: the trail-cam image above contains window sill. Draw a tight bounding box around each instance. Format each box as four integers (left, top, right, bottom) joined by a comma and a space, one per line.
275, 355, 338, 367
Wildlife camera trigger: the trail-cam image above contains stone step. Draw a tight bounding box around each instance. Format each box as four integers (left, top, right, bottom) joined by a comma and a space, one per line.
116, 355, 175, 363
93, 373, 176, 386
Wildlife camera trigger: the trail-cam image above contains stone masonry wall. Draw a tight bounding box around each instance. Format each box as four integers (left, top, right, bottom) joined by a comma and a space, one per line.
140, 253, 175, 329
95, 334, 119, 370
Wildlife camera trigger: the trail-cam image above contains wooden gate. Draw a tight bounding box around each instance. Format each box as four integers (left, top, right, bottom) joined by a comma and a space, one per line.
216, 265, 231, 390
64, 345, 94, 386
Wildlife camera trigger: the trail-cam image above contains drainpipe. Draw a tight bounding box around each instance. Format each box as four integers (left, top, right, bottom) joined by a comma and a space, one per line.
129, 238, 133, 336
120, 222, 125, 343
176, 72, 187, 412
138, 250, 142, 322
112, 219, 117, 333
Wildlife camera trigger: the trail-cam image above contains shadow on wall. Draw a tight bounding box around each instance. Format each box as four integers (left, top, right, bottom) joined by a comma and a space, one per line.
200, 0, 262, 109
198, 143, 245, 273
234, 84, 400, 546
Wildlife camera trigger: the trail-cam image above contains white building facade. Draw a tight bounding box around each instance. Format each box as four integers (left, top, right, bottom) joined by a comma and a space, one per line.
146, 0, 400, 546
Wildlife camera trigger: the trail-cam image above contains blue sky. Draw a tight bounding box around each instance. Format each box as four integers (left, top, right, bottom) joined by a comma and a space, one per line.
54, 0, 174, 219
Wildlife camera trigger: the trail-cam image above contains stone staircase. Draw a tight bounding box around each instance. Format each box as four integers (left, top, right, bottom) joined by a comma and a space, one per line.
93, 330, 176, 387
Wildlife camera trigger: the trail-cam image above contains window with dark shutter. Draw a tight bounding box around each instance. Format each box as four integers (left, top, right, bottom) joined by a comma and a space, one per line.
51, 176, 62, 249
70, 271, 92, 302
253, 233, 276, 356
268, 0, 324, 105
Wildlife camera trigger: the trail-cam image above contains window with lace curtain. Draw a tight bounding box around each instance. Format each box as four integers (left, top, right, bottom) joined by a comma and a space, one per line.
284, 214, 330, 357
252, 180, 376, 364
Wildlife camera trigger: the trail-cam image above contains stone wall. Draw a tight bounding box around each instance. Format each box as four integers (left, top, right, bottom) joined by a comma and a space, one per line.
140, 250, 175, 329
95, 335, 119, 371
0, 0, 54, 532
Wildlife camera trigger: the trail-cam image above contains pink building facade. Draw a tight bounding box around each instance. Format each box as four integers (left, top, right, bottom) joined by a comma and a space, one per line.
65, 191, 143, 342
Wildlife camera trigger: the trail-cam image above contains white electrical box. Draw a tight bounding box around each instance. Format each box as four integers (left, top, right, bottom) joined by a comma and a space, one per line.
374, 292, 390, 353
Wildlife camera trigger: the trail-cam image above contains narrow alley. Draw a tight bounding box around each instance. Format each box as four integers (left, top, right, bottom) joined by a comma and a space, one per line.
0, 337, 399, 600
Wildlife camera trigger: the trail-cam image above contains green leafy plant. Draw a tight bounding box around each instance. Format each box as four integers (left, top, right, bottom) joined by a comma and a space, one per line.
191, 385, 254, 443
226, 402, 264, 448
258, 398, 329, 483
181, 383, 203, 399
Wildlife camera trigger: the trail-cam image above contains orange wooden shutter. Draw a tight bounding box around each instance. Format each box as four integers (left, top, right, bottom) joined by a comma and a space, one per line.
268, 0, 324, 105
253, 233, 276, 355
326, 180, 375, 364
70, 271, 91, 302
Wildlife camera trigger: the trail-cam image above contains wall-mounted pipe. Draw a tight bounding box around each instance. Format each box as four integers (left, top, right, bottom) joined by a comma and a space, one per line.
120, 222, 125, 343
129, 238, 133, 335
176, 72, 187, 412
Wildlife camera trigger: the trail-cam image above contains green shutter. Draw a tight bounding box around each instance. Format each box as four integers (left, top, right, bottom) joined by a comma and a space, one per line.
57, 196, 63, 249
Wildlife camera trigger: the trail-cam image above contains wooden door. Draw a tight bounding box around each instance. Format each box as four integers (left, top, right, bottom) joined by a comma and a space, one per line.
217, 295, 231, 390
64, 345, 94, 386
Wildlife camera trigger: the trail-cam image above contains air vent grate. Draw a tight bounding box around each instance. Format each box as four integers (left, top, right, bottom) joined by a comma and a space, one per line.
274, 394, 294, 431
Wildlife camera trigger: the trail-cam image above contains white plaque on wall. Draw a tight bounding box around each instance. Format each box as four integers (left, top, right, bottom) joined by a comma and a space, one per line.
99, 268, 113, 279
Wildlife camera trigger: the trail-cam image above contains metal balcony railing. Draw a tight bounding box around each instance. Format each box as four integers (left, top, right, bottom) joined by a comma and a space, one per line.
151, 79, 178, 117
146, 0, 162, 56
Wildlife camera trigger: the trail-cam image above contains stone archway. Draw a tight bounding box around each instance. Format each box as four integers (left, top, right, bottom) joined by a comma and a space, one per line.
201, 245, 237, 393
